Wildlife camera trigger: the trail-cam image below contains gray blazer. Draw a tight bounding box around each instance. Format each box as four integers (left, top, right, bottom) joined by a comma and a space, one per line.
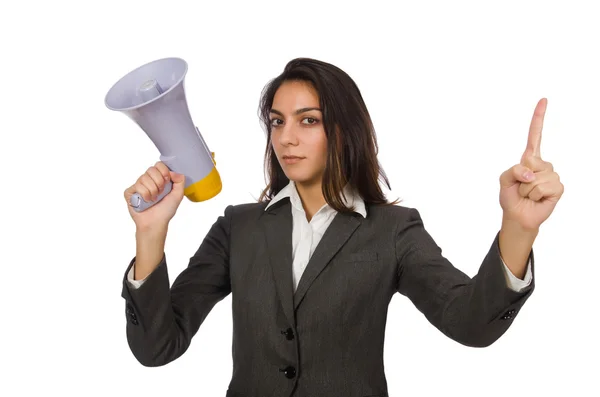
121, 198, 535, 397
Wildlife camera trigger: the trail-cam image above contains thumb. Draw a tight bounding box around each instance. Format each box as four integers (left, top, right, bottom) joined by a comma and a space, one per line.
169, 171, 186, 188
500, 164, 536, 188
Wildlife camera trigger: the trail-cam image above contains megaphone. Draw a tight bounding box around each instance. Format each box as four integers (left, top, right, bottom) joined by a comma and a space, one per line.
104, 57, 222, 212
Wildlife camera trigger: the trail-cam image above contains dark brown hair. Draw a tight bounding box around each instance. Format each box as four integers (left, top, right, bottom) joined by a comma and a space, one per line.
257, 57, 400, 212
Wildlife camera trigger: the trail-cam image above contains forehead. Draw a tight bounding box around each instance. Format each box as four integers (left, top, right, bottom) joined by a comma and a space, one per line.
272, 80, 320, 110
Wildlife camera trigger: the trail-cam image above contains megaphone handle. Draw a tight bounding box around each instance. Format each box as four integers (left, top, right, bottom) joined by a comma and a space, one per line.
129, 180, 173, 212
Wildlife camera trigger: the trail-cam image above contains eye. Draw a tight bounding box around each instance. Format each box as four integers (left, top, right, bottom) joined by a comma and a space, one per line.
270, 118, 283, 127
302, 117, 319, 125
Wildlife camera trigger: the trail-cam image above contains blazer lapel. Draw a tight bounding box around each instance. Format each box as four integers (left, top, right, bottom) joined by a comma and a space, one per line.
261, 199, 296, 328
293, 212, 361, 310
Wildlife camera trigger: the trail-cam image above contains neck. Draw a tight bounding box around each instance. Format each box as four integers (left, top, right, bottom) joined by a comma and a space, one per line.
295, 180, 326, 221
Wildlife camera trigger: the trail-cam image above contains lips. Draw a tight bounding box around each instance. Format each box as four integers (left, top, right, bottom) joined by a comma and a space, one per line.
282, 155, 305, 164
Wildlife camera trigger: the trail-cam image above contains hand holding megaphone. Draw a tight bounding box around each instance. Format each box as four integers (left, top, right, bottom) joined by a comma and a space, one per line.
123, 161, 186, 229
105, 57, 222, 213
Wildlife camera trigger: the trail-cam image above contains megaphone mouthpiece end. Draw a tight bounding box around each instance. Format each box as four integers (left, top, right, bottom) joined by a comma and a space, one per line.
138, 79, 164, 102
139, 79, 162, 92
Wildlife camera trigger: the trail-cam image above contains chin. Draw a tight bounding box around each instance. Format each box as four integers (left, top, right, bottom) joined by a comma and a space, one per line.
283, 170, 321, 185
283, 172, 308, 183
278, 159, 323, 184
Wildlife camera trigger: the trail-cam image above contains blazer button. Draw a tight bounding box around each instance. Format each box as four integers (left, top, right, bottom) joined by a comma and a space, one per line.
126, 304, 139, 325
281, 328, 294, 340
279, 366, 296, 379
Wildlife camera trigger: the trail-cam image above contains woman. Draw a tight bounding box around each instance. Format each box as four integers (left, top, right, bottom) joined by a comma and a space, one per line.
121, 58, 563, 397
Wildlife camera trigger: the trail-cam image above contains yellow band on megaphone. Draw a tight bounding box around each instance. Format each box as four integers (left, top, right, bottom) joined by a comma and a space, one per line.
184, 165, 222, 202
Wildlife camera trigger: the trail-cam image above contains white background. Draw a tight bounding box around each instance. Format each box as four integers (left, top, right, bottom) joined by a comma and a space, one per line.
1, 0, 598, 396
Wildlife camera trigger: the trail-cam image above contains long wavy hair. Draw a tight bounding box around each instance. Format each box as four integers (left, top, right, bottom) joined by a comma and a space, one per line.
257, 57, 400, 212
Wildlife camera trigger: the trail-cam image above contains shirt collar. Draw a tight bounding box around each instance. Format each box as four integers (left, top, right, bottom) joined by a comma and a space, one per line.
265, 180, 367, 218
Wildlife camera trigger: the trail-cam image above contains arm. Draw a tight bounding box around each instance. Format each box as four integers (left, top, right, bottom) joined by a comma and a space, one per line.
125, 223, 169, 289
121, 205, 234, 366
499, 218, 537, 281
499, 220, 535, 292
395, 208, 535, 348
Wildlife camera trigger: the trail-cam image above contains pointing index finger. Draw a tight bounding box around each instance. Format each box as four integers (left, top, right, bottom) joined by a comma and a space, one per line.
524, 98, 547, 159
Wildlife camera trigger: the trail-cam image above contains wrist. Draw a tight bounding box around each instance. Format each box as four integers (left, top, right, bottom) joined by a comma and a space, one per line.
136, 222, 169, 237
501, 214, 539, 238
134, 225, 168, 280
498, 216, 537, 280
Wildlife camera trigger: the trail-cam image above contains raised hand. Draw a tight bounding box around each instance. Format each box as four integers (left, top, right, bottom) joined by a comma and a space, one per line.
499, 98, 564, 231
124, 161, 186, 231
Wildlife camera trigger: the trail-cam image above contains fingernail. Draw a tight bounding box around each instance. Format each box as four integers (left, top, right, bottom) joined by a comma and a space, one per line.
524, 171, 534, 180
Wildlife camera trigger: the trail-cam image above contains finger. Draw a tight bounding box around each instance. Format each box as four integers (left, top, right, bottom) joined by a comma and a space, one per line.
521, 155, 553, 173
499, 164, 535, 188
134, 179, 154, 202
518, 170, 557, 198
124, 185, 136, 201
169, 171, 185, 184
522, 98, 547, 161
154, 161, 172, 180
146, 166, 167, 191
139, 173, 162, 201
527, 181, 564, 202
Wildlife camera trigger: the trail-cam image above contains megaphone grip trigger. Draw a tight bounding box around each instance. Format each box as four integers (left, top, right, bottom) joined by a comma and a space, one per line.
130, 180, 173, 212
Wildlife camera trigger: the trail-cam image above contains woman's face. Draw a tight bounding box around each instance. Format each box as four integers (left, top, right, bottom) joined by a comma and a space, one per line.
270, 80, 328, 186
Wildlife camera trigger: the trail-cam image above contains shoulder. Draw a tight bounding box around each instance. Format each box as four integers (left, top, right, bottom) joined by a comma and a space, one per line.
365, 204, 429, 237
230, 200, 269, 214
221, 200, 270, 222
366, 203, 421, 223
207, 201, 268, 234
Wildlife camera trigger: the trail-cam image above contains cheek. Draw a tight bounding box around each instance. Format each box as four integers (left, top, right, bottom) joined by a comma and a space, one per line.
315, 135, 328, 162
270, 135, 281, 153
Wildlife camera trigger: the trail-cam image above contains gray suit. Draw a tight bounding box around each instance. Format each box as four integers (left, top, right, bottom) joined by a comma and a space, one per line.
121, 199, 535, 397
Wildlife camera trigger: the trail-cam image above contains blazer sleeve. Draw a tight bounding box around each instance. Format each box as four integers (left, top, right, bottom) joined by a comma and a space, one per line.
395, 207, 535, 348
120, 205, 234, 366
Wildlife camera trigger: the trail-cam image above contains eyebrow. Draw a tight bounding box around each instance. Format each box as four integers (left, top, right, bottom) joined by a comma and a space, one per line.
270, 107, 322, 116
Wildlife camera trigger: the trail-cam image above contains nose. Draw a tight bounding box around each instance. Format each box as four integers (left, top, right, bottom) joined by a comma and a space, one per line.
278, 124, 299, 146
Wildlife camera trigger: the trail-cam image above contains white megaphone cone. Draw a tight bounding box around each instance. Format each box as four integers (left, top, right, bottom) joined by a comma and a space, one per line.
105, 57, 222, 212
